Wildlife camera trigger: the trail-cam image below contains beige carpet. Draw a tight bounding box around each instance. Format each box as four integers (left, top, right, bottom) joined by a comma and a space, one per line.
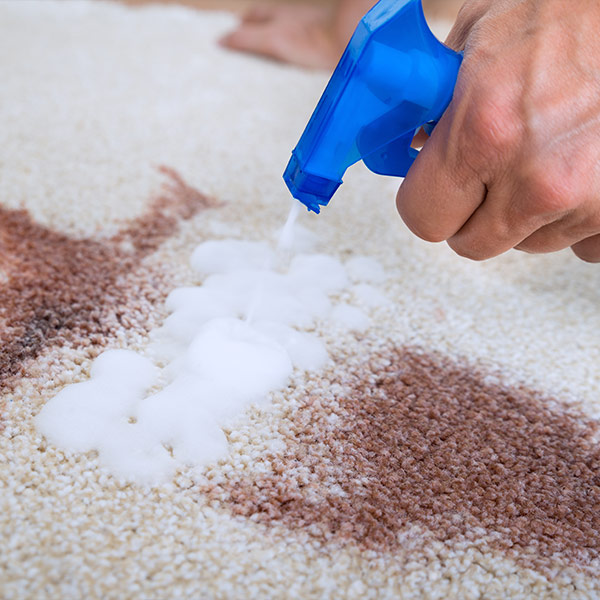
1, 1, 599, 599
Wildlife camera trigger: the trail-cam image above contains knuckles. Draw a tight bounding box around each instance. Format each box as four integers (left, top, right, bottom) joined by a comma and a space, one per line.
399, 0, 600, 263
518, 166, 582, 217
461, 91, 522, 168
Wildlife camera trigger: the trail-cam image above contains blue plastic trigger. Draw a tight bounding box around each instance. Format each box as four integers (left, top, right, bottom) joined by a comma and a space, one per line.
283, 0, 463, 213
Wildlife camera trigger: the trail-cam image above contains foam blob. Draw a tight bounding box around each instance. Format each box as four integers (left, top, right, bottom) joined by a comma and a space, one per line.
137, 376, 242, 425
145, 330, 184, 364
186, 318, 293, 401
36, 380, 123, 453
165, 286, 233, 315
136, 379, 229, 461
190, 239, 273, 276
203, 269, 328, 327
289, 254, 349, 292
36, 230, 390, 485
274, 223, 318, 253
345, 256, 387, 284
351, 283, 391, 308
35, 350, 158, 453
90, 350, 158, 395
255, 321, 329, 371
97, 422, 176, 485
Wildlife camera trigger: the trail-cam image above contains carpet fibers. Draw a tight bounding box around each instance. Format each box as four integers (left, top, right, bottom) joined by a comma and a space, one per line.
1, 2, 599, 598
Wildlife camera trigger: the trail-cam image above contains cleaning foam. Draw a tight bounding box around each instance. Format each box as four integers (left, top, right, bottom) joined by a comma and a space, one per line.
35, 220, 389, 485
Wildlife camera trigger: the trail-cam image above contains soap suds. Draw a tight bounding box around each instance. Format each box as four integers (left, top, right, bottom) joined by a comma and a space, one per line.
351, 283, 392, 308
345, 256, 387, 284
246, 200, 303, 324
191, 240, 273, 276
36, 232, 389, 484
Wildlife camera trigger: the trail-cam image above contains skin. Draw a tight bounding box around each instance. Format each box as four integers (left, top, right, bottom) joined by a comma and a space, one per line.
397, 0, 600, 262
219, 1, 375, 70
223, 0, 600, 263
219, 1, 462, 69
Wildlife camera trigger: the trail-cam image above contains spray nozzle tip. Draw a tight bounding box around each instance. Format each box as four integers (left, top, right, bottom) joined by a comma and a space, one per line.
283, 152, 341, 214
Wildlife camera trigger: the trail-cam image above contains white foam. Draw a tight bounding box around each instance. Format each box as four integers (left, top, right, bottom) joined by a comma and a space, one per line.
185, 318, 293, 400
345, 256, 387, 284
96, 422, 176, 484
288, 254, 349, 292
351, 283, 391, 308
190, 239, 274, 276
36, 231, 389, 485
331, 304, 371, 333
202, 269, 327, 327
274, 223, 318, 253
36, 350, 158, 454
255, 321, 329, 371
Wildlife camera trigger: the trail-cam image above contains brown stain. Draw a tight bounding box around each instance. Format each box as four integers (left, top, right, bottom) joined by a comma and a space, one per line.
0, 166, 218, 393
216, 347, 600, 573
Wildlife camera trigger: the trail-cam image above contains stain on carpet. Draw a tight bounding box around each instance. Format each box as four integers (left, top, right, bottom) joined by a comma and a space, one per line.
217, 347, 600, 574
0, 166, 218, 393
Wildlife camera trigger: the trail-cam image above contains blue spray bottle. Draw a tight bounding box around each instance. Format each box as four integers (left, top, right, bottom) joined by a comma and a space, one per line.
283, 0, 462, 213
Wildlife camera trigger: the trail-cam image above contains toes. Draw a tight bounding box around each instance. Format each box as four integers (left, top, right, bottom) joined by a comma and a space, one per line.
219, 23, 283, 61
218, 12, 340, 70
219, 24, 265, 52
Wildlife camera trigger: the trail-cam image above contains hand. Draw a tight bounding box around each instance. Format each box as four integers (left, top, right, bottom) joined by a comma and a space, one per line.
396, 0, 600, 262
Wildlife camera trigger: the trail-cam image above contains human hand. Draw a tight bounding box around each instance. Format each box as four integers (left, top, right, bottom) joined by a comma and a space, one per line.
396, 0, 600, 262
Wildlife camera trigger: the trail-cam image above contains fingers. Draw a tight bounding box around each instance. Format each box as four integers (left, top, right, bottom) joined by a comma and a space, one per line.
396, 110, 567, 260
447, 187, 547, 260
396, 106, 487, 246
397, 43, 565, 261
571, 234, 600, 262
398, 0, 600, 264
514, 212, 597, 254
410, 127, 429, 149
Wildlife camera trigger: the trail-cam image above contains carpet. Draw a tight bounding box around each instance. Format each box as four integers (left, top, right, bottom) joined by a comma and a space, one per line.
1, 1, 599, 598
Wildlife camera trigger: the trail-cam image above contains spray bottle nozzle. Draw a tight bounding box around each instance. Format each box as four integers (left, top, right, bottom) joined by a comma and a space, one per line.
283, 152, 341, 214
283, 0, 463, 213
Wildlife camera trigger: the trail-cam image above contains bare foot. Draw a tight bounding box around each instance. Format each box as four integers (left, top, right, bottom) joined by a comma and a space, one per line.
219, 4, 345, 70
219, 0, 464, 70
